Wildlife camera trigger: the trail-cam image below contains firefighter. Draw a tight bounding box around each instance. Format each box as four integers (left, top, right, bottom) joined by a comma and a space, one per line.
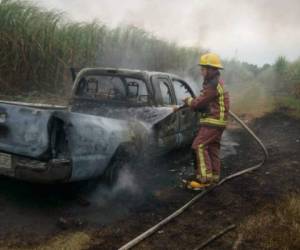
183, 53, 230, 190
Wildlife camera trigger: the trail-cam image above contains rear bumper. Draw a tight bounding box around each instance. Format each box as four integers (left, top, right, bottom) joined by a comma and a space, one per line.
0, 155, 72, 183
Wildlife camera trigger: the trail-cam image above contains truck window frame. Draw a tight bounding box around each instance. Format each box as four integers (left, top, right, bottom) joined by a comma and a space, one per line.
73, 73, 151, 107
151, 75, 176, 106
171, 78, 196, 105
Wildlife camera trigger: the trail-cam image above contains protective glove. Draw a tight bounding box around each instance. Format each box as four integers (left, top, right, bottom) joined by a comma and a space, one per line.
183, 97, 194, 106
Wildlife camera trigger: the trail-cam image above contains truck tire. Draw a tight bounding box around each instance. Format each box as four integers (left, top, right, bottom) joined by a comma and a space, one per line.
103, 144, 135, 185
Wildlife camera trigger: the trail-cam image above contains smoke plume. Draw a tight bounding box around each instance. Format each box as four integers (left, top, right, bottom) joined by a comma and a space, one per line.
32, 0, 300, 65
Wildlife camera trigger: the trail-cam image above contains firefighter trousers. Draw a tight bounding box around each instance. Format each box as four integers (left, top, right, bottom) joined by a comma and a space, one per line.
192, 126, 225, 183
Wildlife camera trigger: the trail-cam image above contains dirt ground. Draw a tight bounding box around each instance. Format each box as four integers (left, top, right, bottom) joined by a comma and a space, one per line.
0, 111, 299, 250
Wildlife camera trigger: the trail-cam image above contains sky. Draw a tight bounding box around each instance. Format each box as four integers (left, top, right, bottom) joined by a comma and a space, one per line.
32, 0, 300, 66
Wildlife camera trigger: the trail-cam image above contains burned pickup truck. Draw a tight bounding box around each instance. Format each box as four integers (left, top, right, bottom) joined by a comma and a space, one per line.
0, 68, 200, 183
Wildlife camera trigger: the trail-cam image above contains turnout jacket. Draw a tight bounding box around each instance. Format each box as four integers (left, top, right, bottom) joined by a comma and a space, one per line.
186, 78, 230, 128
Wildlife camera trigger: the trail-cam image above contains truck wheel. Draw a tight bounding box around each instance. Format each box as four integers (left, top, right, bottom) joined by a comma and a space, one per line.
104, 146, 132, 185
104, 158, 123, 184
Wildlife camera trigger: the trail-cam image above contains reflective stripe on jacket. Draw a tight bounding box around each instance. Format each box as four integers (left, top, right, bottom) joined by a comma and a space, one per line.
187, 80, 229, 127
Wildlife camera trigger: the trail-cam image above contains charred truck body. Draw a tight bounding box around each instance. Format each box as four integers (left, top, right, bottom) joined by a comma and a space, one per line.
0, 68, 200, 183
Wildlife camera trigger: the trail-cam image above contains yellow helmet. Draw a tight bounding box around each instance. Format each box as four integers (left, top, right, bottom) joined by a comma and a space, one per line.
199, 53, 223, 69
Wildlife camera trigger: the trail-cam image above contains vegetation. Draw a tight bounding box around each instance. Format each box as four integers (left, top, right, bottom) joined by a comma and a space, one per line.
0, 0, 299, 116
239, 194, 300, 250
224, 57, 300, 117
0, 0, 201, 95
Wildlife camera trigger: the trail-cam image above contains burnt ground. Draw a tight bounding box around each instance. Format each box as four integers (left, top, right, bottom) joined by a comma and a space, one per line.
0, 111, 300, 250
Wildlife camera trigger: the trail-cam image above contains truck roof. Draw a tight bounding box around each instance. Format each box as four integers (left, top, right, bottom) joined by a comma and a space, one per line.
74, 67, 177, 80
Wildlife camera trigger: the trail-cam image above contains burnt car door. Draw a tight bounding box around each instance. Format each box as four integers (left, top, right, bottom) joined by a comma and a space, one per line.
151, 75, 179, 153
171, 78, 199, 145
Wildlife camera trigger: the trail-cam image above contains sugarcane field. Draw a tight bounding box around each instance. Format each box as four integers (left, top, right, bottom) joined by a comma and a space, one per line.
0, 0, 300, 249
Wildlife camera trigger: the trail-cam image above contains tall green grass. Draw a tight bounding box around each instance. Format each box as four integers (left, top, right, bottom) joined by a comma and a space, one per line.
0, 0, 201, 95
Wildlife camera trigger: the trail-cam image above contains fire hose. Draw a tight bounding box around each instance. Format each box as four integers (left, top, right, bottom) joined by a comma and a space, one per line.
118, 111, 269, 250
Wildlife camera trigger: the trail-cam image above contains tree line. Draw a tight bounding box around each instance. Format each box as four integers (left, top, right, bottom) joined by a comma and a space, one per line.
0, 0, 299, 109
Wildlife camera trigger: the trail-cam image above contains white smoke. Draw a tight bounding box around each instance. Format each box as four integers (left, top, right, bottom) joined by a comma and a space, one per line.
112, 166, 140, 195
32, 0, 300, 65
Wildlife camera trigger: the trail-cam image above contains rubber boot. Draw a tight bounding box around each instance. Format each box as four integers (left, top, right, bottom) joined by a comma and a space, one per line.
182, 179, 211, 191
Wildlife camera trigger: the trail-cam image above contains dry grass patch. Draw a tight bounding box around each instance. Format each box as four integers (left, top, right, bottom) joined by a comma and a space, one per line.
239, 194, 300, 250
0, 231, 91, 250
